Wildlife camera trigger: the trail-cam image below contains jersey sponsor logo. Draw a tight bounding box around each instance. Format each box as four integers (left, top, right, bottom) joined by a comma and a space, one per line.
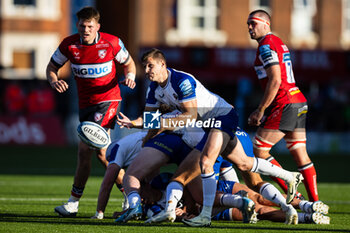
281, 45, 289, 52
259, 45, 273, 62
297, 105, 308, 116
254, 65, 267, 79
118, 39, 127, 52
179, 79, 194, 98
96, 43, 109, 48
98, 49, 107, 59
283, 53, 291, 62
71, 61, 112, 78
108, 107, 116, 119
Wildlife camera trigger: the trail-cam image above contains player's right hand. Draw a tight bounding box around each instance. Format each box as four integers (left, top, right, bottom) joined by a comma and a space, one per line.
50, 80, 69, 93
116, 112, 133, 129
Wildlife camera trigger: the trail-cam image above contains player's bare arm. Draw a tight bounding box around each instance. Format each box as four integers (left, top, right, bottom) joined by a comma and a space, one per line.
248, 64, 281, 126
46, 61, 69, 93
94, 163, 121, 218
120, 56, 136, 89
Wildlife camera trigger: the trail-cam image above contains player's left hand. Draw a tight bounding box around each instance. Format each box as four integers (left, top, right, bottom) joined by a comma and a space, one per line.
120, 78, 136, 89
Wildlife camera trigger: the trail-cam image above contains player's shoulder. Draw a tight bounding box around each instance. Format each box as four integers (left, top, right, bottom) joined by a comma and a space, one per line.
99, 32, 121, 46
260, 33, 284, 46
169, 68, 196, 85
99, 32, 119, 41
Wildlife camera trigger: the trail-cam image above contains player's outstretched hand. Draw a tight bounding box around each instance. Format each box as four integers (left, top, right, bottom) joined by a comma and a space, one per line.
120, 78, 136, 89
116, 112, 133, 129
50, 80, 69, 93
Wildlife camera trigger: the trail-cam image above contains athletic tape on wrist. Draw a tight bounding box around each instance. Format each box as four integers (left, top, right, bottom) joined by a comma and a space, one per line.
126, 73, 135, 81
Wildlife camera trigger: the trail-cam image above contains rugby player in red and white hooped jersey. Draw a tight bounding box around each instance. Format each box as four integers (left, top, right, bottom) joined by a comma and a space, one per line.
46, 6, 136, 217
247, 9, 320, 203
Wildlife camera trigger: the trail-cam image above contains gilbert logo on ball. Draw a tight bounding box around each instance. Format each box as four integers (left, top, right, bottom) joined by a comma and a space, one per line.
77, 121, 110, 149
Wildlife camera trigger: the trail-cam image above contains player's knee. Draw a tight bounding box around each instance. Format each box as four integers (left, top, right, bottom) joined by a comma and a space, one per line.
285, 138, 306, 151
200, 155, 215, 171
235, 160, 251, 172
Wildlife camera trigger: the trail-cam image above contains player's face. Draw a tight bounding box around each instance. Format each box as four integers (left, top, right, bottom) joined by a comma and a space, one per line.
77, 18, 100, 44
247, 15, 267, 40
143, 57, 165, 83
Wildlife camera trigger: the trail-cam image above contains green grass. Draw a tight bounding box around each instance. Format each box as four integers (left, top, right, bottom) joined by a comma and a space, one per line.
0, 145, 350, 232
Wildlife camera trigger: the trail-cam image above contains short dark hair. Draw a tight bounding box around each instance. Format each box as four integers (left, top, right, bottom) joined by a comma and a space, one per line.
141, 48, 167, 64
76, 6, 100, 22
249, 9, 271, 21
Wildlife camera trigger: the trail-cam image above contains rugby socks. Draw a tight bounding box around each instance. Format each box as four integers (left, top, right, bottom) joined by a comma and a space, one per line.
220, 193, 243, 208
251, 157, 293, 182
201, 172, 216, 217
266, 156, 289, 193
69, 185, 84, 202
165, 181, 184, 212
299, 200, 313, 213
299, 163, 319, 201
259, 183, 290, 212
297, 212, 313, 223
127, 191, 141, 209
220, 167, 240, 183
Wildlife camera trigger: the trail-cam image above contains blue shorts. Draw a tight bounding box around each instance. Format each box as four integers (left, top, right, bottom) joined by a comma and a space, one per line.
217, 180, 236, 194
235, 128, 254, 158
195, 109, 239, 151
144, 132, 192, 165
213, 156, 231, 180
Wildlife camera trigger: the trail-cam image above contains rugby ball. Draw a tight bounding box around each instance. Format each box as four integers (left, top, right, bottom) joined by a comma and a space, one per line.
77, 121, 111, 149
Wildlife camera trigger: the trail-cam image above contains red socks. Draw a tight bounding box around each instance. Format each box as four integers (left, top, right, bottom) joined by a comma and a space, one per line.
299, 163, 319, 201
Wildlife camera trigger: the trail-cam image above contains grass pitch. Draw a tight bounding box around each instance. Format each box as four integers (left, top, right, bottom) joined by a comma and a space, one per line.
0, 145, 350, 232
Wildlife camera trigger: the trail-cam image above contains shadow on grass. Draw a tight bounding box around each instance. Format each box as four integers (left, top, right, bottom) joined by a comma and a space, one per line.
0, 214, 349, 232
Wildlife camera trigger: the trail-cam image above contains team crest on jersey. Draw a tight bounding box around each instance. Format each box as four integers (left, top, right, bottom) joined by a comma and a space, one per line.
98, 49, 107, 59
94, 112, 103, 122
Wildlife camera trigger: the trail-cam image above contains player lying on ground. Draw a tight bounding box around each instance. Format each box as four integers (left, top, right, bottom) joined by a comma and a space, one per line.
92, 108, 204, 220
146, 127, 310, 225
120, 170, 330, 225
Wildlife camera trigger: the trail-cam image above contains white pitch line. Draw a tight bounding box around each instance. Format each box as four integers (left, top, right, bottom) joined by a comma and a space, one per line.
0, 197, 123, 202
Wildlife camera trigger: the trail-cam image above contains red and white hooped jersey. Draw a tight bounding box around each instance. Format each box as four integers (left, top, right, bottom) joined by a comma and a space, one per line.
254, 33, 306, 105
50, 32, 130, 108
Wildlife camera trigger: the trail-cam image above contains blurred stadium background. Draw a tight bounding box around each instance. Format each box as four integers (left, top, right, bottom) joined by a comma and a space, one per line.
0, 0, 349, 163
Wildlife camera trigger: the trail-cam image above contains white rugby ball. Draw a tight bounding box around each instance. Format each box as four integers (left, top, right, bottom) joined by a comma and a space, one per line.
77, 121, 111, 149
